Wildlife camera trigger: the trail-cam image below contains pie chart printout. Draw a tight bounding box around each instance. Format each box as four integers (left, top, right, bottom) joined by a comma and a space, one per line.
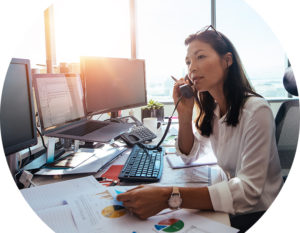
154, 218, 185, 232
101, 205, 127, 218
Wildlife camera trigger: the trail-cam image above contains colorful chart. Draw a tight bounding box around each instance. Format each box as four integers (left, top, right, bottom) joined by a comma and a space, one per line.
96, 190, 113, 200
154, 218, 184, 232
101, 205, 127, 218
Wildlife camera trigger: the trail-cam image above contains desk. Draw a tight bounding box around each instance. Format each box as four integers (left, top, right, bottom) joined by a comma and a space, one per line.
31, 146, 230, 227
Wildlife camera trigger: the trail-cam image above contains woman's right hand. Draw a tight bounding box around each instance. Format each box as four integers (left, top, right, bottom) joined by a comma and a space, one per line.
172, 77, 194, 117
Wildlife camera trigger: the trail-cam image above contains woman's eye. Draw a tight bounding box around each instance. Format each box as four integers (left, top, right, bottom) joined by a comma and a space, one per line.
197, 55, 205, 59
186, 61, 191, 66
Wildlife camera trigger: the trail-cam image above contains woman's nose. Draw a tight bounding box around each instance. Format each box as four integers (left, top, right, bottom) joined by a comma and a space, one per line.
189, 62, 197, 74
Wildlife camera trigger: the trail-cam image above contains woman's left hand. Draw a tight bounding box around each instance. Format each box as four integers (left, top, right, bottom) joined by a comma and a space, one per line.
116, 185, 171, 219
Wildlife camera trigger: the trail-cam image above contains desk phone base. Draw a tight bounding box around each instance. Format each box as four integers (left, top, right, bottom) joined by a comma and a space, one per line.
111, 116, 157, 146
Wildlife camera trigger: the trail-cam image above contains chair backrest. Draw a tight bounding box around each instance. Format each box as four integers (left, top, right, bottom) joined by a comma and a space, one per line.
283, 67, 298, 96
275, 99, 299, 169
275, 66, 299, 173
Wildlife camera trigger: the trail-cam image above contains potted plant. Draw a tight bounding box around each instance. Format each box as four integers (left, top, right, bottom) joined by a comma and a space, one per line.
141, 99, 164, 122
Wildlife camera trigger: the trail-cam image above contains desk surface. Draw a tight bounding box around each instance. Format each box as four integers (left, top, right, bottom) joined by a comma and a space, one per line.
32, 148, 230, 226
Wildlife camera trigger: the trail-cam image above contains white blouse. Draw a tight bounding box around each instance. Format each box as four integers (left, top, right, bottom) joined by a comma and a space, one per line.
176, 96, 283, 214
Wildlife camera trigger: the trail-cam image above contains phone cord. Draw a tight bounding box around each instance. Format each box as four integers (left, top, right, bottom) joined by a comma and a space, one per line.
137, 95, 183, 151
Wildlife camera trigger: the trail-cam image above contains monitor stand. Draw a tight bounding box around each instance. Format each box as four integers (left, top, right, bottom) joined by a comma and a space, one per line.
110, 111, 121, 119
22, 141, 65, 171
6, 152, 20, 179
79, 141, 104, 149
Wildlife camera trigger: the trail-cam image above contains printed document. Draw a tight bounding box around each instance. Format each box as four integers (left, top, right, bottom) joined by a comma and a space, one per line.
66, 187, 238, 233
21, 176, 237, 233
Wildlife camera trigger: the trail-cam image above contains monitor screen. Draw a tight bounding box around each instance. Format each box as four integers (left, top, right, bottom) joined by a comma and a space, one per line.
33, 74, 85, 132
0, 58, 37, 155
80, 57, 147, 115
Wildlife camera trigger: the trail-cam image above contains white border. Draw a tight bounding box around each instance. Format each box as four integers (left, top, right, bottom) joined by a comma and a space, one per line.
245, 0, 300, 232
0, 1, 53, 232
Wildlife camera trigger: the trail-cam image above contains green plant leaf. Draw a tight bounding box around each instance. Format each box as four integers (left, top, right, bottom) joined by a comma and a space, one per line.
144, 99, 164, 109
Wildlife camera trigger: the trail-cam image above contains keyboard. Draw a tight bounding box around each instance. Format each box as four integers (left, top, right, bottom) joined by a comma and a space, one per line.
59, 121, 108, 136
118, 145, 164, 182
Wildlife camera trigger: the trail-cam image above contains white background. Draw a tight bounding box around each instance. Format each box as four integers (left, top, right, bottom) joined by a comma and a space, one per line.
0, 0, 299, 232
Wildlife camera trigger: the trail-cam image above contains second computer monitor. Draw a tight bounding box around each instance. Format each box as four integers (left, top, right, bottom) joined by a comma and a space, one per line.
0, 58, 37, 156
80, 56, 147, 115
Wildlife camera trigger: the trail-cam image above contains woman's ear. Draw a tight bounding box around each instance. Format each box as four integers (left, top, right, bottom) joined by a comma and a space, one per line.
224, 52, 233, 68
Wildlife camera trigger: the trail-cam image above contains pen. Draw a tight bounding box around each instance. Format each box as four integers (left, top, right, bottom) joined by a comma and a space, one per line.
96, 177, 114, 182
171, 76, 178, 82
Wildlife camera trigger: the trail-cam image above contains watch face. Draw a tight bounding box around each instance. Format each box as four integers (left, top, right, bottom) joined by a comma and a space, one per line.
168, 194, 182, 209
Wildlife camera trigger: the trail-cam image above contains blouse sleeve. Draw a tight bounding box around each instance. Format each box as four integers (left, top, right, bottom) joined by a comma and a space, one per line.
208, 105, 276, 214
175, 125, 210, 164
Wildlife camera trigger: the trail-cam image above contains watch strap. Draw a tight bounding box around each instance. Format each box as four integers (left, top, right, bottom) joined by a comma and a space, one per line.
172, 186, 180, 195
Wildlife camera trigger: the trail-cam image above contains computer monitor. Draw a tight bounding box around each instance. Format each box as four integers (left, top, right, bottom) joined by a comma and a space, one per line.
33, 73, 85, 133
80, 56, 147, 116
0, 58, 37, 156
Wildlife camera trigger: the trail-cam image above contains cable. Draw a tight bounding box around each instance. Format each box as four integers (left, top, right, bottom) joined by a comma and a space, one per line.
17, 152, 22, 170
24, 147, 33, 168
36, 127, 47, 150
96, 113, 103, 120
28, 147, 32, 159
29, 180, 37, 187
137, 95, 183, 151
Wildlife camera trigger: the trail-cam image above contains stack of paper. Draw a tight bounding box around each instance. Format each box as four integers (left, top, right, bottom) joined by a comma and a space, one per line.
21, 176, 104, 233
21, 176, 238, 233
166, 152, 217, 169
35, 144, 126, 175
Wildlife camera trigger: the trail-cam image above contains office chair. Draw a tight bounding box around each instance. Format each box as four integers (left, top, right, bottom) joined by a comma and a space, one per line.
231, 68, 299, 233
275, 67, 299, 180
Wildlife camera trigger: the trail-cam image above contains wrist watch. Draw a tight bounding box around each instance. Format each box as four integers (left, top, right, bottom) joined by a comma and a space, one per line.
168, 186, 182, 210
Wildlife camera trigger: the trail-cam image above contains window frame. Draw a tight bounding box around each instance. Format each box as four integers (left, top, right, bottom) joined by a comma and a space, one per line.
46, 0, 290, 101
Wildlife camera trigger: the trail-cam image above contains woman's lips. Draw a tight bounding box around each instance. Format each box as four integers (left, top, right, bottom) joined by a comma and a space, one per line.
192, 76, 204, 84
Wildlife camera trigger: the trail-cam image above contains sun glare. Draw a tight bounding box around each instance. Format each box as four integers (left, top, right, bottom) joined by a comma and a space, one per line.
54, 0, 131, 63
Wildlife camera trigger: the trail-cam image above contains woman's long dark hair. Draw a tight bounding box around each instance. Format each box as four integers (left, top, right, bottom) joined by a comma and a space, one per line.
185, 30, 261, 137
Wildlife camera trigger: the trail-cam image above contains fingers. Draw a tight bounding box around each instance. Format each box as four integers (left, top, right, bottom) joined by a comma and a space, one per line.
116, 185, 143, 202
173, 78, 185, 101
117, 196, 137, 215
127, 207, 135, 216
122, 200, 136, 208
120, 199, 139, 216
176, 78, 186, 86
185, 74, 193, 86
117, 185, 167, 220
116, 192, 130, 202
127, 185, 144, 192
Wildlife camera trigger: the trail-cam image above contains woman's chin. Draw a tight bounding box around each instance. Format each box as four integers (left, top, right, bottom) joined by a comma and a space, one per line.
195, 87, 207, 93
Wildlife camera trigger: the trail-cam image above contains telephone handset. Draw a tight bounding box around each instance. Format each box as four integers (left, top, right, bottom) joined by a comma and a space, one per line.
179, 75, 194, 98
111, 116, 157, 146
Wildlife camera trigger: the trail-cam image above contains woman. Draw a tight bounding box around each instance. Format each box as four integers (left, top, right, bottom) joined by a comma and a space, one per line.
117, 26, 283, 231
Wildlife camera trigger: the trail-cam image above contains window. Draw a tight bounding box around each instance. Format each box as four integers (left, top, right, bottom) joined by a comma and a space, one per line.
54, 0, 131, 64
136, 0, 211, 102
13, 12, 46, 69
22, 0, 288, 99
216, 0, 287, 98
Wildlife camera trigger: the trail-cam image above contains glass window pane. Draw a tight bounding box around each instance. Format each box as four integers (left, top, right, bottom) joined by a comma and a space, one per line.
13, 12, 46, 69
216, 0, 287, 98
54, 0, 131, 64
136, 0, 211, 102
